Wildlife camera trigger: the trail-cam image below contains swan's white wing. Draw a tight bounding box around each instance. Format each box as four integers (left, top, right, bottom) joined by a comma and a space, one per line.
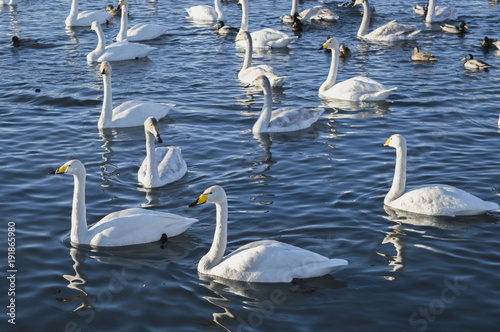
321, 76, 396, 102
185, 5, 219, 21
111, 101, 174, 128
157, 147, 188, 184
364, 20, 420, 41
97, 40, 156, 62
300, 6, 338, 22
250, 28, 296, 49
389, 185, 499, 217
67, 10, 112, 27
239, 65, 285, 87
87, 208, 197, 246
210, 240, 347, 282
126, 23, 168, 41
264, 107, 324, 132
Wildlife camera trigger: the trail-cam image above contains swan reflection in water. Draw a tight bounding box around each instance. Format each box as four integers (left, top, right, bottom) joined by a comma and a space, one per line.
198, 273, 347, 331
378, 205, 497, 279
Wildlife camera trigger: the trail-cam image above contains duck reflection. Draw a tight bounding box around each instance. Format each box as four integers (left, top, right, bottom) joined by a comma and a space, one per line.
198, 273, 347, 331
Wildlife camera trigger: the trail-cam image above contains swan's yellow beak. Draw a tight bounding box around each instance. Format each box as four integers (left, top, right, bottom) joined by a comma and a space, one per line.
119, 0, 123, 6
50, 165, 68, 175
383, 137, 392, 146
318, 40, 329, 50
101, 64, 108, 75
188, 193, 208, 207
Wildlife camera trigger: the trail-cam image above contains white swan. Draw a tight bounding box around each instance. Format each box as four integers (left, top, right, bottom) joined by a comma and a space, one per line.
66, 0, 113, 27
282, 0, 338, 23
185, 0, 226, 22
138, 117, 187, 188
354, 0, 420, 42
98, 61, 174, 128
87, 21, 156, 63
422, 0, 457, 23
116, 0, 168, 42
236, 31, 285, 88
49, 160, 197, 247
383, 134, 499, 217
252, 75, 324, 133
189, 185, 348, 282
319, 37, 396, 102
236, 0, 295, 49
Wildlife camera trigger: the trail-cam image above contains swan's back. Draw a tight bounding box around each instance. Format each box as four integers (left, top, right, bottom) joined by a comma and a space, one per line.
126, 23, 168, 42
138, 146, 187, 187
110, 101, 174, 128
321, 76, 396, 102
300, 6, 338, 22
364, 20, 420, 42
87, 208, 197, 246
204, 240, 348, 282
66, 10, 112, 27
98, 41, 156, 62
266, 107, 324, 133
388, 185, 499, 217
185, 5, 218, 21
250, 29, 295, 49
239, 65, 284, 87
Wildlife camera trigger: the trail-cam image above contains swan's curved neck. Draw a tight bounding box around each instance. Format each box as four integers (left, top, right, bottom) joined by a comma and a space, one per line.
425, 0, 435, 22
214, 0, 224, 20
143, 130, 161, 185
117, 1, 128, 41
241, 33, 253, 71
93, 25, 106, 59
240, 0, 248, 31
385, 142, 407, 204
252, 78, 272, 132
71, 171, 88, 244
199, 198, 228, 272
99, 73, 112, 128
290, 0, 298, 16
319, 45, 339, 95
357, 0, 371, 37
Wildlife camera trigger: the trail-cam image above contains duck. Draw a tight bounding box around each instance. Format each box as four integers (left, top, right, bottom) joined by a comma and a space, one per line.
413, 3, 428, 16
189, 185, 348, 282
482, 36, 500, 50
339, 44, 352, 59
185, 0, 226, 22
138, 117, 187, 188
98, 61, 174, 129
236, 0, 295, 49
236, 31, 285, 88
116, 0, 167, 42
9, 36, 39, 48
461, 54, 491, 70
354, 0, 420, 42
252, 75, 324, 133
66, 0, 113, 27
87, 21, 156, 63
282, 0, 338, 23
423, 0, 457, 22
411, 46, 437, 61
106, 4, 121, 16
441, 21, 468, 34
49, 160, 197, 247
318, 37, 396, 102
214, 21, 239, 35
383, 134, 499, 216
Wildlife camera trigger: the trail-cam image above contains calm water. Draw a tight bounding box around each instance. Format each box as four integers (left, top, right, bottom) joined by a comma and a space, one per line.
1, 0, 500, 331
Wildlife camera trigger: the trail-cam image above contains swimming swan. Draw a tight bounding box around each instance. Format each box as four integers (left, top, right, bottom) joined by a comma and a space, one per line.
116, 0, 167, 42
236, 0, 295, 49
319, 37, 396, 101
383, 134, 499, 216
87, 21, 156, 63
354, 0, 420, 42
138, 117, 187, 188
185, 0, 226, 22
66, 0, 113, 27
423, 0, 457, 23
98, 61, 174, 128
282, 0, 338, 23
189, 185, 348, 282
252, 75, 324, 133
50, 160, 197, 247
236, 31, 285, 88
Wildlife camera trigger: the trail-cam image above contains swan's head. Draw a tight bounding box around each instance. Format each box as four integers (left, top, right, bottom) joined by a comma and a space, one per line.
383, 134, 406, 150
144, 117, 163, 143
189, 185, 226, 207
319, 36, 339, 51
461, 54, 473, 62
119, 0, 126, 6
101, 61, 111, 76
49, 160, 85, 177
90, 21, 99, 32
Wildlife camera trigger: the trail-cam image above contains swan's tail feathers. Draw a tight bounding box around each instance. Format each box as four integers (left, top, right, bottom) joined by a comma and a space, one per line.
407, 30, 421, 40
268, 37, 297, 48
270, 76, 285, 88
376, 87, 397, 100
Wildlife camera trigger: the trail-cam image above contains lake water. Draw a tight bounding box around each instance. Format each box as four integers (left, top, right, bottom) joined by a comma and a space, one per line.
1, 0, 500, 331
